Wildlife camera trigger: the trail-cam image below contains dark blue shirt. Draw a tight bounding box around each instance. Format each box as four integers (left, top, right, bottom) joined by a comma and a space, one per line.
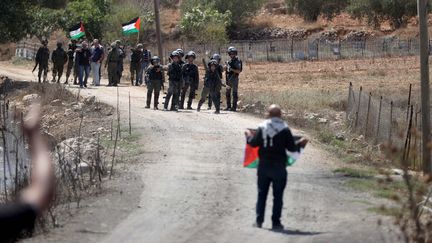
91, 46, 104, 62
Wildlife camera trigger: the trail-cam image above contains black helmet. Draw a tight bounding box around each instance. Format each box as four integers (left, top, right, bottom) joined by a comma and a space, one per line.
151, 56, 161, 65
208, 59, 218, 68
56, 41, 62, 48
170, 51, 180, 59
227, 46, 237, 55
212, 53, 221, 61
176, 48, 184, 57
185, 51, 196, 59
41, 40, 48, 46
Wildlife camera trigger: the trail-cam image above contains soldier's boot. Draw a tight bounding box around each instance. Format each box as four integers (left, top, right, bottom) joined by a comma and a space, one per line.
38, 75, 42, 83
208, 95, 212, 110
197, 100, 204, 112
179, 91, 186, 110
187, 99, 193, 110
65, 75, 69, 84
225, 91, 232, 111
154, 92, 160, 110
164, 94, 171, 111
232, 91, 238, 112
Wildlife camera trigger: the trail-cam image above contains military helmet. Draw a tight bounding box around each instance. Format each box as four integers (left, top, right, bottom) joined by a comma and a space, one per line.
176, 48, 184, 57
115, 40, 121, 45
56, 41, 62, 48
227, 46, 237, 55
151, 56, 161, 65
137, 43, 143, 49
41, 40, 48, 45
185, 51, 196, 59
111, 42, 117, 48
212, 53, 221, 61
208, 59, 218, 67
170, 50, 181, 58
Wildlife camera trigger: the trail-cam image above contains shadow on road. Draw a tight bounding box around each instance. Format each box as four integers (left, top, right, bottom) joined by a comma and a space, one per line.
267, 228, 323, 236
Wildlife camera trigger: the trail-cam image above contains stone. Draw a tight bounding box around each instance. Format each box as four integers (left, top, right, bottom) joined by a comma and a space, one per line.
72, 102, 83, 112
84, 96, 96, 105
335, 133, 345, 141
50, 99, 62, 106
318, 118, 328, 124
64, 109, 73, 116
22, 94, 40, 105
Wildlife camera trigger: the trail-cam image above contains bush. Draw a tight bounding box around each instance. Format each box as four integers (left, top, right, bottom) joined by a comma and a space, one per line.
347, 0, 418, 29
182, 0, 265, 28
180, 5, 231, 44
286, 0, 348, 22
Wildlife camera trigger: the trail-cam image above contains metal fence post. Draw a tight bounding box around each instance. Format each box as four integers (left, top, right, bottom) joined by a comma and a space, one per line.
406, 83, 412, 122
389, 101, 394, 142
365, 92, 372, 136
355, 86, 363, 129
266, 41, 269, 62
290, 38, 294, 60
376, 96, 383, 143
346, 82, 353, 120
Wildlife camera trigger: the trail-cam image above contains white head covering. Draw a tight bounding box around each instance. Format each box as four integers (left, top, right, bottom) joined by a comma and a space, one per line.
258, 117, 288, 147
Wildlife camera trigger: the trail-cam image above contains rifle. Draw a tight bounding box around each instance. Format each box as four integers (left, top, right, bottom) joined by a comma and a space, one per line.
32, 62, 38, 73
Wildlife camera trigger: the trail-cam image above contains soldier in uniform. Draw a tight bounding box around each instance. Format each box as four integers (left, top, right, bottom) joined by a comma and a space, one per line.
164, 51, 183, 111
105, 42, 121, 87
130, 44, 143, 86
51, 41, 68, 83
197, 60, 222, 114
35, 40, 50, 83
140, 46, 152, 85
116, 40, 125, 83
208, 53, 224, 110
65, 41, 78, 84
225, 46, 242, 112
145, 56, 164, 110
176, 49, 185, 66
179, 51, 199, 110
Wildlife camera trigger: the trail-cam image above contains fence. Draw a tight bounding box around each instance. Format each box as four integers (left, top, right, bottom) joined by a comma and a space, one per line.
346, 82, 423, 170
15, 36, 431, 63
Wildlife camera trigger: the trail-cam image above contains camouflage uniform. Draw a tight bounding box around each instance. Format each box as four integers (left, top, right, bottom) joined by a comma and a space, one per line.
180, 62, 199, 109
106, 44, 121, 86
146, 64, 165, 109
198, 61, 222, 114
226, 56, 242, 111
35, 44, 50, 83
51, 44, 68, 83
130, 47, 143, 86
65, 43, 77, 84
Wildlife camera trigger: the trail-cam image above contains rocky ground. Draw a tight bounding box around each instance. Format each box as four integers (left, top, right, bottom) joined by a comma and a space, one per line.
0, 64, 403, 243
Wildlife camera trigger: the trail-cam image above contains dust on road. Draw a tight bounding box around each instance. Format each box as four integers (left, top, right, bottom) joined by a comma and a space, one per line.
0, 63, 399, 243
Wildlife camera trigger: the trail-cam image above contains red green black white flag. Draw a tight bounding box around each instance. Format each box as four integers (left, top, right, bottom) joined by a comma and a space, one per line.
69, 22, 85, 40
122, 17, 140, 36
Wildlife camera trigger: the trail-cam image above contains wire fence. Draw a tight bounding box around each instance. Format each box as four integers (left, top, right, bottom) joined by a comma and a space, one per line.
346, 82, 424, 170
16, 36, 432, 63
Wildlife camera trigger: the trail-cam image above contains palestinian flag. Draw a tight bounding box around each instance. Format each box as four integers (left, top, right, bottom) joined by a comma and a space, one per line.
69, 22, 85, 40
122, 17, 140, 36
243, 136, 306, 168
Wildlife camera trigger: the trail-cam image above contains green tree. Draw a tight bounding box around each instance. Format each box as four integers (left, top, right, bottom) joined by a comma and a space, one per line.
286, 0, 348, 22
182, 0, 264, 27
29, 6, 63, 41
0, 0, 34, 43
347, 0, 417, 29
180, 5, 231, 44
61, 0, 111, 40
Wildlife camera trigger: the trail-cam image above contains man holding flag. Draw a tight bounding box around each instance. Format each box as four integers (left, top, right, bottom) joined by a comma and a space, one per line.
245, 104, 308, 230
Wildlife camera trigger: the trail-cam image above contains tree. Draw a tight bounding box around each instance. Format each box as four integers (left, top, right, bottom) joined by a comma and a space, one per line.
0, 0, 34, 43
29, 6, 63, 41
182, 0, 264, 27
61, 0, 111, 40
286, 0, 348, 22
347, 0, 418, 29
180, 5, 231, 44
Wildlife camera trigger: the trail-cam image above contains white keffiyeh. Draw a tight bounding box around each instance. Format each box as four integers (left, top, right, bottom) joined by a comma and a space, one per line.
258, 117, 288, 147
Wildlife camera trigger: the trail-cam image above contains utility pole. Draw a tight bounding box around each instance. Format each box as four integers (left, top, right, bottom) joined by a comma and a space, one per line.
154, 0, 164, 64
418, 0, 432, 175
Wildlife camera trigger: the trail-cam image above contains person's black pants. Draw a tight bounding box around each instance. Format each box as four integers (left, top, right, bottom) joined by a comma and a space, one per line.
256, 166, 287, 225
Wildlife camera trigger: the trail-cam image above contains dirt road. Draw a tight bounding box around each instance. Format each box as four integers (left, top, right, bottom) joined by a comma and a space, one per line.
1, 64, 399, 243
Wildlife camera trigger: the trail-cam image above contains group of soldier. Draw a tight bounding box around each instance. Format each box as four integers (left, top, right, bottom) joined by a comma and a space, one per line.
143, 47, 242, 114
34, 39, 242, 114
